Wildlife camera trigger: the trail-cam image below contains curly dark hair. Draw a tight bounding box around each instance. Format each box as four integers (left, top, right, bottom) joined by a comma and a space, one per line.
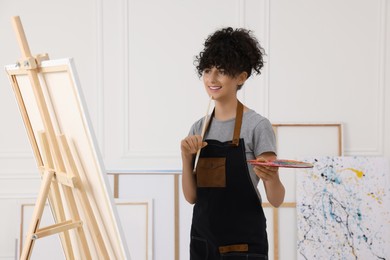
195, 27, 265, 82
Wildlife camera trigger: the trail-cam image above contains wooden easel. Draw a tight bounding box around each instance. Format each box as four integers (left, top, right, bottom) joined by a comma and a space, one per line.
9, 16, 109, 259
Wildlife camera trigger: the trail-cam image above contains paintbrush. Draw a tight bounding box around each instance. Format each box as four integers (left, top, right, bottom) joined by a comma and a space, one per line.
193, 95, 213, 173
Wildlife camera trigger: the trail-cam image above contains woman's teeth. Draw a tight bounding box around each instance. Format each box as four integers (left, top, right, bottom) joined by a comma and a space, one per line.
209, 86, 222, 90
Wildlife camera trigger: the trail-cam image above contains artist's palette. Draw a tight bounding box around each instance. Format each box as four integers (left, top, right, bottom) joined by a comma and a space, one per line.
248, 159, 314, 168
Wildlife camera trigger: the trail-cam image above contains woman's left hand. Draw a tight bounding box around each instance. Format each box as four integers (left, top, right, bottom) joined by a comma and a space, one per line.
253, 157, 279, 182
253, 154, 285, 207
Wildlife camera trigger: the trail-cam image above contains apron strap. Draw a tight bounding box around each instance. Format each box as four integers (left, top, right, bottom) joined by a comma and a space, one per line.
204, 101, 244, 147
231, 101, 243, 146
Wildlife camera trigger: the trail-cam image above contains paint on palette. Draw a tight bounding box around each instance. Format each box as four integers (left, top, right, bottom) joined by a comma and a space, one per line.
296, 157, 390, 260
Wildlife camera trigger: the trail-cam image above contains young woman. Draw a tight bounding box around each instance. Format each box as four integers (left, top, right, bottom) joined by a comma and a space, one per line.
181, 27, 285, 260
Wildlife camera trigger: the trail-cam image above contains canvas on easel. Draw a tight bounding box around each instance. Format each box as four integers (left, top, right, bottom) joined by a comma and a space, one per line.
5, 16, 130, 259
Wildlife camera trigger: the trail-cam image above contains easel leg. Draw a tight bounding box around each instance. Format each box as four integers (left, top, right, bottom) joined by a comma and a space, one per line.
20, 170, 54, 260
39, 131, 91, 259
48, 183, 76, 259
38, 131, 75, 259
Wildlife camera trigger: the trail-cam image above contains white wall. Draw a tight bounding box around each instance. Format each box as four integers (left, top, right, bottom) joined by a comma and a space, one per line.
0, 0, 389, 259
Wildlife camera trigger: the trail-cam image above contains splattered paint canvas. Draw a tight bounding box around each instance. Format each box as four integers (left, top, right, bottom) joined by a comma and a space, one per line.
296, 157, 390, 260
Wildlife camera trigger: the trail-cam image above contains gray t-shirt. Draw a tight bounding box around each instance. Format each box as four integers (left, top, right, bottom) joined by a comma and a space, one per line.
189, 109, 277, 201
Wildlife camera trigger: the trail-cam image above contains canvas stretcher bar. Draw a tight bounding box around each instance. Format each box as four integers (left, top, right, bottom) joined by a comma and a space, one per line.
272, 123, 343, 156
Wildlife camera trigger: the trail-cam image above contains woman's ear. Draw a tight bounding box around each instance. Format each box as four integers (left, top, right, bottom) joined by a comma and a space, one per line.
238, 71, 248, 86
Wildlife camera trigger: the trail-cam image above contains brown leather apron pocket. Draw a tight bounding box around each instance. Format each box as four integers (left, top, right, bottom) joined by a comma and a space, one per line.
196, 157, 226, 187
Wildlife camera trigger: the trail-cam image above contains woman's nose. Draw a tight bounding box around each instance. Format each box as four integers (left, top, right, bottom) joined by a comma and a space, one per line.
209, 70, 218, 83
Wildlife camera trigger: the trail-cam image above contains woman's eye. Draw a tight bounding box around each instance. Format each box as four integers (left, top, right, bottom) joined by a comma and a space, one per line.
218, 70, 226, 75
203, 69, 211, 74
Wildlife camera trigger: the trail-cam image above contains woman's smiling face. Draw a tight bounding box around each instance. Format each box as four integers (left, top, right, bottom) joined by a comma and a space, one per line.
202, 67, 247, 101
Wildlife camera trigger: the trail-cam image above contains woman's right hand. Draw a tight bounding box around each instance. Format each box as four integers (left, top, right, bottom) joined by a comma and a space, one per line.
180, 135, 207, 158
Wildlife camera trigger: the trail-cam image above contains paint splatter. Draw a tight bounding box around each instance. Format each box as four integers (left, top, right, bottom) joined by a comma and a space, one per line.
297, 157, 390, 260
342, 168, 364, 178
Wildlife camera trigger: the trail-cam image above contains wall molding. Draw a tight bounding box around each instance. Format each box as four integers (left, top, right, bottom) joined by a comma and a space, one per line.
238, 0, 246, 28
121, 0, 271, 159
1, 0, 105, 167
122, 0, 130, 157
0, 174, 39, 180
240, 0, 270, 117
0, 168, 37, 174
116, 199, 154, 260
262, 0, 271, 118
96, 0, 105, 157
0, 194, 38, 199
345, 0, 387, 156
0, 153, 33, 159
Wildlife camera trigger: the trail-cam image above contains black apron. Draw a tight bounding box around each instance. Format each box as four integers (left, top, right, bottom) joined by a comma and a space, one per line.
191, 101, 268, 260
